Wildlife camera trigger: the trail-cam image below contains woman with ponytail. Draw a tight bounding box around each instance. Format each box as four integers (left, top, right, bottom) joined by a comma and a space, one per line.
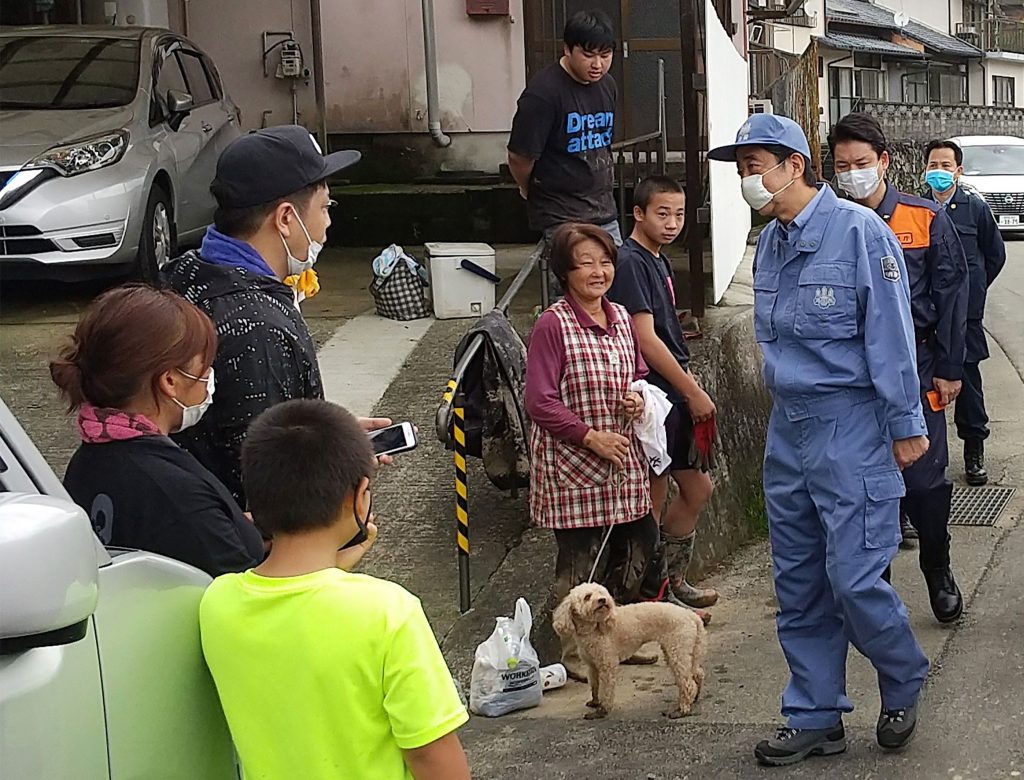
50, 284, 265, 576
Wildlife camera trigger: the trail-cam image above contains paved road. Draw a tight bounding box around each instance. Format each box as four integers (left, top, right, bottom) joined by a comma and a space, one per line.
461, 241, 1024, 779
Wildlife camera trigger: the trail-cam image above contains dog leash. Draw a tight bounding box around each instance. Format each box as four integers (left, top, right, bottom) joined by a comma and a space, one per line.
587, 405, 633, 584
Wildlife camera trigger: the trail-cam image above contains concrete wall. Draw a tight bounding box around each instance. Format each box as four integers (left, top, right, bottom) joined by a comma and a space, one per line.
172, 0, 526, 173
769, 0, 826, 56
176, 0, 318, 132
876, 0, 951, 34
706, 0, 752, 304
325, 0, 525, 136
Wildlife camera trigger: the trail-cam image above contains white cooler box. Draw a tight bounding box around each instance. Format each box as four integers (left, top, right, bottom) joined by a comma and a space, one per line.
425, 242, 497, 320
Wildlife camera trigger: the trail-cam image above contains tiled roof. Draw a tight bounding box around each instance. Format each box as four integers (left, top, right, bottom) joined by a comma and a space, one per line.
816, 31, 926, 58
826, 0, 983, 58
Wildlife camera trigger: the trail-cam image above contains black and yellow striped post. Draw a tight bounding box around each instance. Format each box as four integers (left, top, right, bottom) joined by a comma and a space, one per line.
453, 391, 471, 613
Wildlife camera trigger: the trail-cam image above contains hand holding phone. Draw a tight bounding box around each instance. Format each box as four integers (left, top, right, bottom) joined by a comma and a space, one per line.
368, 422, 418, 457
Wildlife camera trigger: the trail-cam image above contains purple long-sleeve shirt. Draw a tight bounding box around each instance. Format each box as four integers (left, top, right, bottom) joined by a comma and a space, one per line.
525, 294, 647, 446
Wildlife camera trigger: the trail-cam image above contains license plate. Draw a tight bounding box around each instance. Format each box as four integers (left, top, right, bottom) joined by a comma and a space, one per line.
999, 214, 1020, 226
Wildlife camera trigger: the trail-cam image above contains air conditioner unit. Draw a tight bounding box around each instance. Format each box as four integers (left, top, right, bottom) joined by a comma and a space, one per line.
750, 99, 775, 114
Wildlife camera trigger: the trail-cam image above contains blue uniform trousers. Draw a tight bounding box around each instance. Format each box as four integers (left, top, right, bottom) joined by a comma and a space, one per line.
765, 396, 929, 729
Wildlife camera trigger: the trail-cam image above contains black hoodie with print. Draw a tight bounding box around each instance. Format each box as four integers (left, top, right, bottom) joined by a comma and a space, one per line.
162, 250, 322, 508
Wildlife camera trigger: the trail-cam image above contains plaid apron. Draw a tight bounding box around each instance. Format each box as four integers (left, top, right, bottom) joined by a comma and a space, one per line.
529, 298, 651, 530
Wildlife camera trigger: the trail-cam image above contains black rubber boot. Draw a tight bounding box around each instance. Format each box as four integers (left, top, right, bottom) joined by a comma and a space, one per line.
639, 543, 711, 625
964, 439, 988, 486
907, 484, 963, 624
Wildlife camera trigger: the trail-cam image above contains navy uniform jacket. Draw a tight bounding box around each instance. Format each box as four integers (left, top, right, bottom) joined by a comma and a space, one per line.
931, 185, 1006, 362
874, 184, 969, 381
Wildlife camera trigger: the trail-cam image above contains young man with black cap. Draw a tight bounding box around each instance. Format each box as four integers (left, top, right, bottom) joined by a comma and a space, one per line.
162, 125, 373, 507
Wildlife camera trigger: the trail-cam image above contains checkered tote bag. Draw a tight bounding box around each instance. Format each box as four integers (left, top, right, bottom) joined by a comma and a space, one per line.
370, 244, 431, 321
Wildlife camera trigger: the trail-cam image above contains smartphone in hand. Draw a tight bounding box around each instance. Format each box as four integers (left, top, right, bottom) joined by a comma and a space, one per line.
368, 422, 418, 457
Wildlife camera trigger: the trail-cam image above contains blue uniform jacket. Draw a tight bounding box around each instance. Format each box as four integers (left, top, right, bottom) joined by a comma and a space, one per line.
874, 184, 969, 380
753, 186, 927, 441
931, 185, 1006, 362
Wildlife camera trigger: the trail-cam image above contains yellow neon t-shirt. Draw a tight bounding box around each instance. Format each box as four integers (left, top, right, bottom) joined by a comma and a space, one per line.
199, 568, 468, 780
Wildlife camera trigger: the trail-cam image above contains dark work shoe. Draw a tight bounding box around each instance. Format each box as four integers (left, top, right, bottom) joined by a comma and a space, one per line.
754, 724, 847, 767
877, 704, 918, 750
900, 511, 918, 549
965, 440, 988, 486
923, 567, 963, 624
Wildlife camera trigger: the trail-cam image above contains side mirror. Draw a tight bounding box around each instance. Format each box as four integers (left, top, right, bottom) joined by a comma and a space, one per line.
0, 494, 99, 654
166, 89, 194, 131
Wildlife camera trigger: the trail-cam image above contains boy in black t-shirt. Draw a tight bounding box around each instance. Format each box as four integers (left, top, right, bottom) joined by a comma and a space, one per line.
507, 9, 621, 254
607, 176, 719, 622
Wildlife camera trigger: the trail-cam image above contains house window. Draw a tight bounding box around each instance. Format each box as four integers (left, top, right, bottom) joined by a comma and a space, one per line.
829, 64, 885, 122
994, 75, 1016, 107
902, 67, 968, 105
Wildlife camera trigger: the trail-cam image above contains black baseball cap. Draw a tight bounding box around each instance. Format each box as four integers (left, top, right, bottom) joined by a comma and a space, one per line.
212, 125, 360, 209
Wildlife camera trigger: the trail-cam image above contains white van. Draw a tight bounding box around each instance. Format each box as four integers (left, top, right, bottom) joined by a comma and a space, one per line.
949, 135, 1024, 234
0, 397, 238, 779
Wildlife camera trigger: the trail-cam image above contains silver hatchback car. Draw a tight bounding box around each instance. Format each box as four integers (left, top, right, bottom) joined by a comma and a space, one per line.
0, 26, 240, 282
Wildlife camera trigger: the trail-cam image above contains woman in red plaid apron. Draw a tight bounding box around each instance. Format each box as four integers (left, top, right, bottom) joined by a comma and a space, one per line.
525, 224, 657, 640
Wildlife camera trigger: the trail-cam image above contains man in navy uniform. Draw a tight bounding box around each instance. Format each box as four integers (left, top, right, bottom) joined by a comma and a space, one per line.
924, 139, 1006, 486
829, 113, 969, 626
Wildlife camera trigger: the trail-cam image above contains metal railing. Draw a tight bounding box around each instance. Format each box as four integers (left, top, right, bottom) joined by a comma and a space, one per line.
610, 58, 669, 236
957, 18, 1024, 55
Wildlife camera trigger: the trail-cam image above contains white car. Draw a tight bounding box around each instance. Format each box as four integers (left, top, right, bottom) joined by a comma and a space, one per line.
950, 135, 1024, 234
0, 26, 240, 281
0, 397, 239, 779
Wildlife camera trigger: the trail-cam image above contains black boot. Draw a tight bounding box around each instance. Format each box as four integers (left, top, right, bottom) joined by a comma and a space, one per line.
899, 509, 918, 549
923, 567, 963, 624
964, 439, 988, 486
639, 542, 711, 625
908, 485, 963, 624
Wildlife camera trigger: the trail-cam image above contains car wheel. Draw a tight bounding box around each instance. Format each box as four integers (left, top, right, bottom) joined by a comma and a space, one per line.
137, 187, 176, 285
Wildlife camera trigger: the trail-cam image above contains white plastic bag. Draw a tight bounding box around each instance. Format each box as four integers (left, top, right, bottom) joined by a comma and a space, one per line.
469, 598, 543, 717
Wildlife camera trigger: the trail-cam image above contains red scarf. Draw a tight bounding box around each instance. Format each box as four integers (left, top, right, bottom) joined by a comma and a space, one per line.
76, 403, 162, 444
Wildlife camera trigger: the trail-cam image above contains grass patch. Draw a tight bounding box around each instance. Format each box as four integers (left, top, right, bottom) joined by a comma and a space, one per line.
744, 482, 769, 538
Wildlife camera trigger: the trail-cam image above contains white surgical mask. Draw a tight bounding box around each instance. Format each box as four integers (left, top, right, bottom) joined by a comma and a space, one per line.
741, 160, 794, 211
837, 164, 882, 200
280, 208, 323, 276
173, 368, 215, 433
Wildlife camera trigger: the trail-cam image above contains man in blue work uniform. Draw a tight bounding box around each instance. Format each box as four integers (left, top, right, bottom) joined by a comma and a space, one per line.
924, 139, 1006, 486
830, 114, 969, 625
709, 114, 930, 766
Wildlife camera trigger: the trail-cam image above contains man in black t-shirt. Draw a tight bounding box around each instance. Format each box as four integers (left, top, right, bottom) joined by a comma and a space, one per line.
608, 176, 719, 622
508, 9, 620, 257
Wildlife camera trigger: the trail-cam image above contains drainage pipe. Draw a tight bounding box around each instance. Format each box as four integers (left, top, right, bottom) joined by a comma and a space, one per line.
421, 0, 451, 147
310, 0, 329, 149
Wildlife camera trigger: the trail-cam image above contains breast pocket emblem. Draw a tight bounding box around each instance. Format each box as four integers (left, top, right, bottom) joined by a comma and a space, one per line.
813, 286, 837, 309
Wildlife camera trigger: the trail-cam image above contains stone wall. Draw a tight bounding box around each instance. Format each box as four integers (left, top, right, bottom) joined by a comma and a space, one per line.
859, 101, 1024, 194
861, 100, 1024, 142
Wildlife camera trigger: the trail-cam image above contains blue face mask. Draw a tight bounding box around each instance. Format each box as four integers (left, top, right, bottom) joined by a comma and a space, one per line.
926, 170, 956, 193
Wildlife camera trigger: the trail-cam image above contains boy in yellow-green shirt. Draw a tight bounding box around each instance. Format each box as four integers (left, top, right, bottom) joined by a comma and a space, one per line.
199, 399, 471, 780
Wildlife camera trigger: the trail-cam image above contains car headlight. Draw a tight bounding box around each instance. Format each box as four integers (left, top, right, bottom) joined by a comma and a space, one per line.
31, 130, 129, 177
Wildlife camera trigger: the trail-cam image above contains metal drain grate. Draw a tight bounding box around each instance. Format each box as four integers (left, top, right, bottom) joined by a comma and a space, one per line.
949, 486, 1016, 526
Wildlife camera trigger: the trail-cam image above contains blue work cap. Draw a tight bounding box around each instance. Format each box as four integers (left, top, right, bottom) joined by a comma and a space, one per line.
707, 114, 812, 162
